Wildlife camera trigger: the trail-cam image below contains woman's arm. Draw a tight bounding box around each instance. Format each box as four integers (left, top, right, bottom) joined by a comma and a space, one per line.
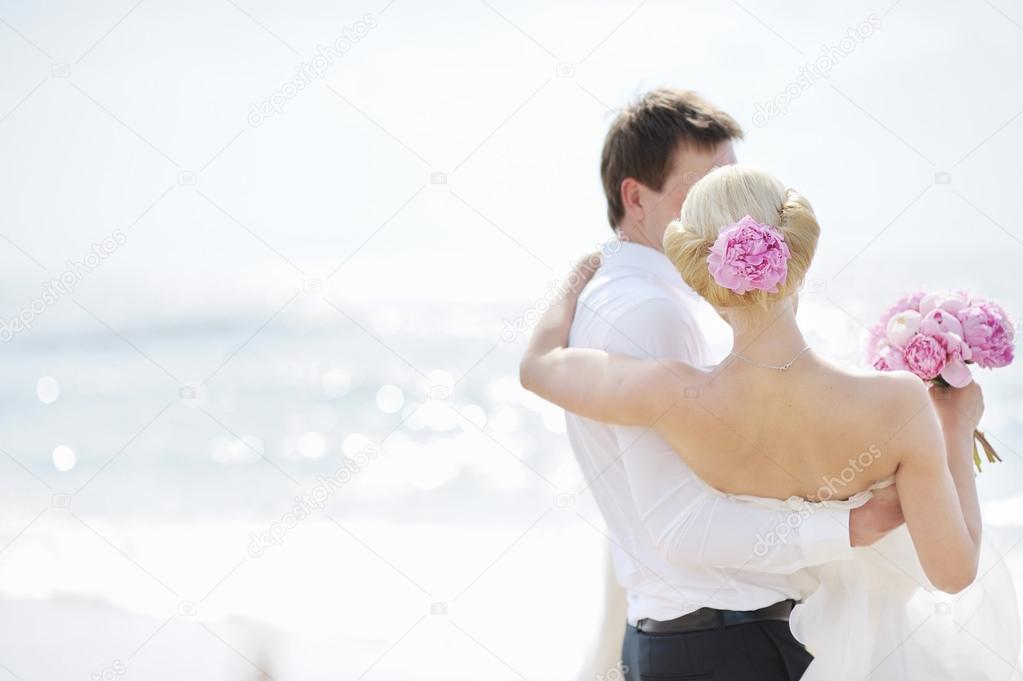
892, 377, 983, 594
519, 256, 698, 426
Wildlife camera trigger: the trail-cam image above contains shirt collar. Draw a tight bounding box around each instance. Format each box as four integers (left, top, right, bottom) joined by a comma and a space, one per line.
601, 239, 694, 292
597, 238, 703, 302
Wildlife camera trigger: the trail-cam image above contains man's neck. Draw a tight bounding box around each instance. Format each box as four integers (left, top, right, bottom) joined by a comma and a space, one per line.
616, 223, 664, 253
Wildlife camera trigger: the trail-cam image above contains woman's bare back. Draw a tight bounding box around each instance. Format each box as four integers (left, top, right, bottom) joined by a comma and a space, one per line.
654, 354, 919, 502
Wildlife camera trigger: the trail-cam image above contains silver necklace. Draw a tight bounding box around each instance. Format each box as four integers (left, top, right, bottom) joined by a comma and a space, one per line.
729, 345, 811, 371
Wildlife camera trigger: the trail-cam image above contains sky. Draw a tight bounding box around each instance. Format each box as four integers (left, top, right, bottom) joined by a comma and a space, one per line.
1, 0, 1021, 315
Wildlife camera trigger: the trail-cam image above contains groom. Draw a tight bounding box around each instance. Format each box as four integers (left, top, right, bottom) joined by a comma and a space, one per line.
569, 88, 905, 680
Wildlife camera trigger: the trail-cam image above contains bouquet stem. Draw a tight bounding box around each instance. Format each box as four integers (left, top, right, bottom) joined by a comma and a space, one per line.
973, 429, 1002, 472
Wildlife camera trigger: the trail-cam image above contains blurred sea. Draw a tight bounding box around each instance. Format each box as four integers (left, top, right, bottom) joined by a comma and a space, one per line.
2, 295, 1023, 679
0, 298, 619, 679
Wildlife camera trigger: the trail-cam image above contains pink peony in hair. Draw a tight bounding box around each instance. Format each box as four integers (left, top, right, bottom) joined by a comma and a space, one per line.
707, 216, 790, 295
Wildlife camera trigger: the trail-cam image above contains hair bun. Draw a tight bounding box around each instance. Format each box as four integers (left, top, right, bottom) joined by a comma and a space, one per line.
663, 166, 820, 309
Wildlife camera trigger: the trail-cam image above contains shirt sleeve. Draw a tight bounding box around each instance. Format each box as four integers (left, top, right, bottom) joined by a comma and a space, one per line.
606, 297, 855, 573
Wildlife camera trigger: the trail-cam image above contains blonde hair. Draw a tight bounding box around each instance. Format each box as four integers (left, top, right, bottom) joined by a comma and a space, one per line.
663, 166, 819, 308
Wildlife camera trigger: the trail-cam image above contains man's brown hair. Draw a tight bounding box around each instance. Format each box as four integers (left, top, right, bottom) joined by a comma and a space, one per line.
600, 88, 744, 229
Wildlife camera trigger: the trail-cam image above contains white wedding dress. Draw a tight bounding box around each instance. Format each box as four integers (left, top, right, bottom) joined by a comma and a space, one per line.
722, 478, 1021, 680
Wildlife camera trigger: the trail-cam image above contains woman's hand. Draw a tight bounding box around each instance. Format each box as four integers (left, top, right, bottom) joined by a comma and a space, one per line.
929, 381, 984, 434
565, 252, 601, 296
520, 253, 603, 394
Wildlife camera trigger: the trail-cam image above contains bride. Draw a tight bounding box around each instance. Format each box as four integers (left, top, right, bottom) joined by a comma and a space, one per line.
520, 166, 1020, 679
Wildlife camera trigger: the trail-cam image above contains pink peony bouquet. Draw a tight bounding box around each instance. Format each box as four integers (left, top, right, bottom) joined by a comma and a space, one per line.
868, 290, 1016, 470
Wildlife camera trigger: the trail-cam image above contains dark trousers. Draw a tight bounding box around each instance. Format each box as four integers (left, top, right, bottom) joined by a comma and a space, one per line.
622, 619, 812, 680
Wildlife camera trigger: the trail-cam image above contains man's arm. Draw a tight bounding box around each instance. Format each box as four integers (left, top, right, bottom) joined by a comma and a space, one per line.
606, 298, 898, 572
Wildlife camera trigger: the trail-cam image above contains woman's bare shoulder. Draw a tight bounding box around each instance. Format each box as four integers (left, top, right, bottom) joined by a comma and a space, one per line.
858, 367, 926, 397
820, 361, 930, 424
821, 358, 923, 395
837, 370, 936, 457
878, 370, 929, 402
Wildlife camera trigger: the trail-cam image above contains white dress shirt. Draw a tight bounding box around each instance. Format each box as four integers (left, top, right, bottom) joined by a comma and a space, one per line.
566, 240, 854, 625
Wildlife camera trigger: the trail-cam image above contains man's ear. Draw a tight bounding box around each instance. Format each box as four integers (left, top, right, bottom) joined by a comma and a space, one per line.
619, 177, 644, 223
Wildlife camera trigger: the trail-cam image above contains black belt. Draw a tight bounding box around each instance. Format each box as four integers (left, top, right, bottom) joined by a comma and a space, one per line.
635, 600, 796, 635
